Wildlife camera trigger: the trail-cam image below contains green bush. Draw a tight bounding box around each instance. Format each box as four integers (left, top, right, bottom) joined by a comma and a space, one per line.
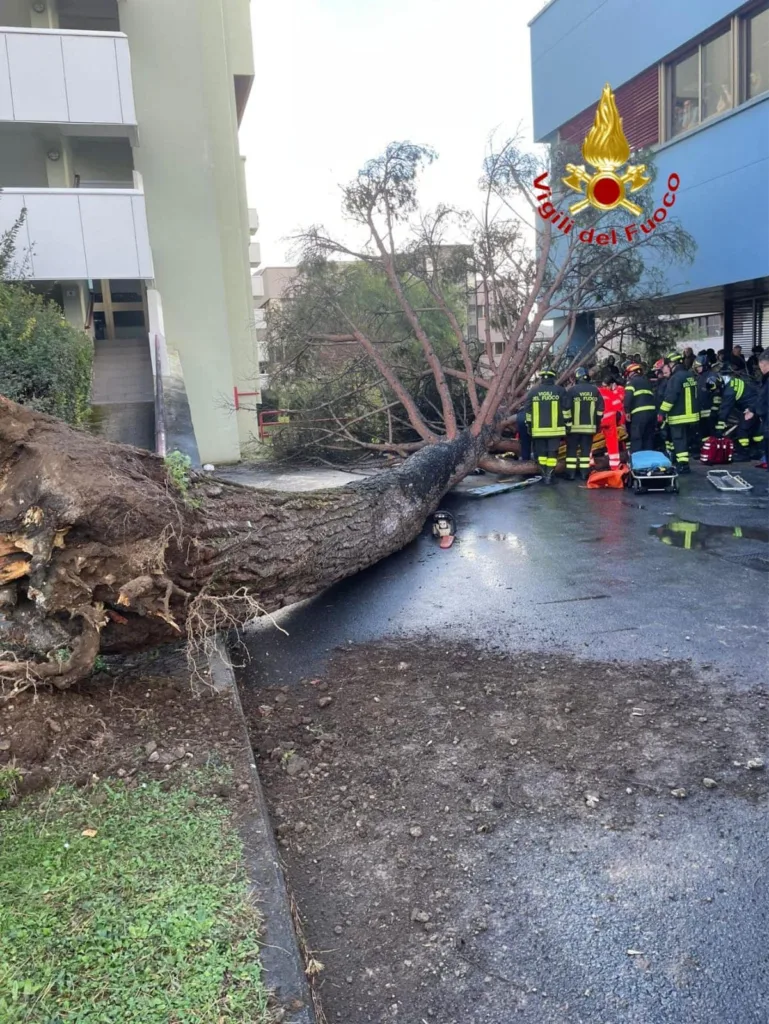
0, 282, 93, 425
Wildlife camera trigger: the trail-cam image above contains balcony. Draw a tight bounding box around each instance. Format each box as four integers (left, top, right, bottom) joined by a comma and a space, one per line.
0, 27, 136, 133
0, 178, 153, 281
248, 207, 259, 235
251, 274, 265, 300
249, 241, 261, 268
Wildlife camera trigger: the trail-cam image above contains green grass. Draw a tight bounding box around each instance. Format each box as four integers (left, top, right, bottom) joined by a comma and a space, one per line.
0, 771, 273, 1024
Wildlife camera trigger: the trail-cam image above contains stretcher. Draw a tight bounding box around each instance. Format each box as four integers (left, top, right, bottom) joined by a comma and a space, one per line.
627, 450, 678, 494
706, 469, 753, 492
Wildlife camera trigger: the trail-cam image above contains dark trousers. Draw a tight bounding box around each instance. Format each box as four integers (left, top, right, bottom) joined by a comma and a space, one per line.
565, 431, 592, 470
517, 409, 531, 462
669, 423, 694, 465
532, 436, 560, 472
629, 411, 656, 452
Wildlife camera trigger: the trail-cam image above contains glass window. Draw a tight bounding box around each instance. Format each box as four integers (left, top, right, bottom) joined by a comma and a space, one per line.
702, 31, 733, 118
672, 51, 700, 135
748, 6, 769, 99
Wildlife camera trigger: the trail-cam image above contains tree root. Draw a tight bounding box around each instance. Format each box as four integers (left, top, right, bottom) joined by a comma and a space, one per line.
0, 603, 105, 692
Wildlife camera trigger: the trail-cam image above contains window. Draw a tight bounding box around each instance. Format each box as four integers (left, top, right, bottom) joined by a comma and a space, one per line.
670, 28, 732, 136
666, 8, 769, 140
747, 5, 769, 99
672, 51, 700, 134
702, 31, 733, 118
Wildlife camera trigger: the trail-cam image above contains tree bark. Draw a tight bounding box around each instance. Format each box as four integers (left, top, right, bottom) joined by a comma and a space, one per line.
0, 398, 487, 687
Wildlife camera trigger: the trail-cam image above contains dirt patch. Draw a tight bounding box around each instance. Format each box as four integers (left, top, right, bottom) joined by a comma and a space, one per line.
0, 646, 255, 806
242, 641, 769, 1024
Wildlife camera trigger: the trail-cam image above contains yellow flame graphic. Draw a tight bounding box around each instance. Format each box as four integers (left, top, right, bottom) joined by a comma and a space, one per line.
582, 84, 630, 171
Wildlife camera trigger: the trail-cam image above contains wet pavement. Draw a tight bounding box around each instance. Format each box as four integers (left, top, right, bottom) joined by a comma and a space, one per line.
241, 460, 769, 1024
242, 462, 769, 688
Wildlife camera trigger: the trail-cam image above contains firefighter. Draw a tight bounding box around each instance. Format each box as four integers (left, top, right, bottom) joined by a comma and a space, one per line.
565, 367, 603, 479
746, 349, 769, 468
623, 362, 656, 452
696, 360, 720, 436
651, 358, 674, 456
658, 351, 699, 473
525, 368, 570, 484
714, 373, 762, 460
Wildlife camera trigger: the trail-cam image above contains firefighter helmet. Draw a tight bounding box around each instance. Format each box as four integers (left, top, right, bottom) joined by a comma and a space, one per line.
574, 366, 590, 381
625, 362, 642, 377
667, 350, 684, 364
539, 368, 557, 381
705, 373, 723, 392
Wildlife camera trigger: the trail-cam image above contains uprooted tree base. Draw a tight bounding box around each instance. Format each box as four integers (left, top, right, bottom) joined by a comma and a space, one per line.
0, 398, 503, 690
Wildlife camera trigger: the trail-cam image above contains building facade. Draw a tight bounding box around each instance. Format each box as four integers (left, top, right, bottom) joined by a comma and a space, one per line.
0, 0, 261, 463
530, 0, 769, 356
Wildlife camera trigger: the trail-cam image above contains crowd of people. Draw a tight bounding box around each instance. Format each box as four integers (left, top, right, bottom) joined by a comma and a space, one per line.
517, 346, 769, 484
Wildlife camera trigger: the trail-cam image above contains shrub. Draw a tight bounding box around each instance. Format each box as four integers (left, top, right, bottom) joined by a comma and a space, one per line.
0, 283, 93, 425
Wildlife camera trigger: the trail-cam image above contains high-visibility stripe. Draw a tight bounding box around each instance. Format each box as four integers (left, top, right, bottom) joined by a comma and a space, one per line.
633, 404, 655, 413
668, 414, 699, 424
633, 389, 654, 396
734, 526, 743, 538
659, 400, 673, 412
683, 381, 696, 419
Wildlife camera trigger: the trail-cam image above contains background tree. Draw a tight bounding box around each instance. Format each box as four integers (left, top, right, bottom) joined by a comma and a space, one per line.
0, 137, 694, 689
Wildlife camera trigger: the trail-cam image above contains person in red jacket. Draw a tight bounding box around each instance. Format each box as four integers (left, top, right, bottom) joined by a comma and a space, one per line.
597, 372, 626, 469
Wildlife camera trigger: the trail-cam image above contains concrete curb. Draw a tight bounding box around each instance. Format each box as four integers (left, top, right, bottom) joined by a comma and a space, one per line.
209, 636, 317, 1024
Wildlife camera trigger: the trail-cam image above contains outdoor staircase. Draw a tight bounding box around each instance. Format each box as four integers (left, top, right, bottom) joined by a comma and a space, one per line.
91, 337, 155, 450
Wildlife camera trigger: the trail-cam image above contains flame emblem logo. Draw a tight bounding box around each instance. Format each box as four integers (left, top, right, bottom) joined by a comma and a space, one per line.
563, 84, 651, 216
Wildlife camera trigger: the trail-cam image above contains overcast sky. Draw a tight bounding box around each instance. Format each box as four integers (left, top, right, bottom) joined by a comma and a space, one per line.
240, 0, 546, 266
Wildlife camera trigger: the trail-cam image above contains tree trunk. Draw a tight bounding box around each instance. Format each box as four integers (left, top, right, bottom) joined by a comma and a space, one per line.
0, 399, 487, 687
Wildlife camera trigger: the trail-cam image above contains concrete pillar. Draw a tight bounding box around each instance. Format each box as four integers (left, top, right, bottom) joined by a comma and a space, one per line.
44, 137, 73, 188
30, 2, 58, 28
553, 312, 596, 364
61, 282, 88, 331
723, 299, 734, 363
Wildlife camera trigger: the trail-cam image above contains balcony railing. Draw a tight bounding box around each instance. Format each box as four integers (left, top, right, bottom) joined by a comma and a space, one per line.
0, 180, 153, 281
0, 27, 136, 129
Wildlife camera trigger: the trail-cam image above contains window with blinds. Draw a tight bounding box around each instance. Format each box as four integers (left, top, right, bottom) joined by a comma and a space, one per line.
558, 66, 659, 152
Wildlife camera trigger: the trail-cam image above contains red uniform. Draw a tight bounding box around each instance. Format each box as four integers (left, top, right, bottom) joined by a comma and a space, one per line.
598, 385, 626, 469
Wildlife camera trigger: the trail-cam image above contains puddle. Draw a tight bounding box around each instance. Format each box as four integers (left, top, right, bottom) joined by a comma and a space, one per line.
650, 519, 769, 571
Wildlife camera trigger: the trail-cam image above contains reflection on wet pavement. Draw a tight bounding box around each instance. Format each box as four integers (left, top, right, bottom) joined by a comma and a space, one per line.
650, 518, 769, 570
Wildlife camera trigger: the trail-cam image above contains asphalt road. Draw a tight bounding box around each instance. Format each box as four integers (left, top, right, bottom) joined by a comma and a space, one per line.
243, 462, 768, 688
242, 461, 769, 1024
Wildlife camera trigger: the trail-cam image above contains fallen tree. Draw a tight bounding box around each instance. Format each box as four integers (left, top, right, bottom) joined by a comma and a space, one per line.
2, 121, 695, 689
0, 398, 487, 690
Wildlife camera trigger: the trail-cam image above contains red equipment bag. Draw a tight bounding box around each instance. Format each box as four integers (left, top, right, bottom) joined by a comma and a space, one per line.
700, 436, 733, 464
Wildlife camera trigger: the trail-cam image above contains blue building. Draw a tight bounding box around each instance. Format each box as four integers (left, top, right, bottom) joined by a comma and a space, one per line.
530, 0, 769, 357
